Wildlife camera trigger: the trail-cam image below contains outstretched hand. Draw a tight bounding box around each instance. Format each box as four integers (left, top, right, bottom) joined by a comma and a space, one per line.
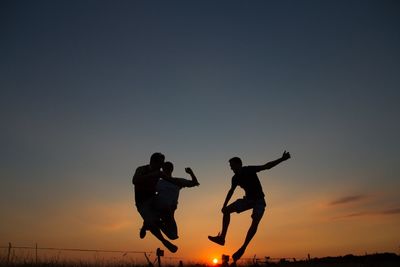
185, 167, 194, 175
185, 167, 200, 186
282, 150, 291, 161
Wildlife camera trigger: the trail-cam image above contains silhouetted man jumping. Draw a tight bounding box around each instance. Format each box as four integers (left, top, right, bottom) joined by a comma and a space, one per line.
208, 151, 291, 263
154, 162, 199, 240
132, 152, 178, 253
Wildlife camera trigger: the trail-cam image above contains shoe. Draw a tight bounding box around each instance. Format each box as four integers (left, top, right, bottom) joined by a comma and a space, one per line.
140, 226, 146, 239
163, 240, 178, 253
208, 234, 225, 246
232, 247, 245, 262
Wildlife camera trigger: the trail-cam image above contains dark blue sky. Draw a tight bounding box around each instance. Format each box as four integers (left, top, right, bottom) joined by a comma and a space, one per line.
1, 0, 400, 259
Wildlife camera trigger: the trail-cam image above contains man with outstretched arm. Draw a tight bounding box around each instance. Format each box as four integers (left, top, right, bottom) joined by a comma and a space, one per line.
154, 162, 199, 240
208, 151, 291, 263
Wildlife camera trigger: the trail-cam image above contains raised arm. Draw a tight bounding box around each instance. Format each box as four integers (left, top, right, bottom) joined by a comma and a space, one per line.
252, 151, 291, 172
184, 167, 200, 187
164, 168, 200, 187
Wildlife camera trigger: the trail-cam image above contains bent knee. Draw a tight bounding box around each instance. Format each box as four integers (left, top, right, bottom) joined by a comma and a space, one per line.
222, 206, 236, 214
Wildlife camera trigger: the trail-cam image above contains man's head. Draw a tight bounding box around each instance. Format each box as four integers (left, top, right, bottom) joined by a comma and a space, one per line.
150, 152, 165, 169
162, 161, 174, 176
229, 157, 243, 173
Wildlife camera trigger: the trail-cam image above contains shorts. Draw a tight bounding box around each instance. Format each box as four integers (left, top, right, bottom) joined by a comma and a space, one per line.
136, 199, 158, 227
227, 197, 266, 220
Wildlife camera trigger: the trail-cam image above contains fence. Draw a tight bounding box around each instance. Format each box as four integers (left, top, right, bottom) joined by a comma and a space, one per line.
0, 242, 157, 264
1, 243, 304, 266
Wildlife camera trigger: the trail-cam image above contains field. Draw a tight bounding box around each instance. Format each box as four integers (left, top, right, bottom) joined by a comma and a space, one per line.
0, 253, 399, 267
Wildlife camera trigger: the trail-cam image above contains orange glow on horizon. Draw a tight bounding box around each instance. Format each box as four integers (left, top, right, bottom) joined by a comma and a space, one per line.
212, 258, 218, 264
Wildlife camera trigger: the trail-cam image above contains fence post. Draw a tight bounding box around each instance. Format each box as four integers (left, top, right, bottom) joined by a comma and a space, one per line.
156, 248, 164, 267
7, 242, 11, 263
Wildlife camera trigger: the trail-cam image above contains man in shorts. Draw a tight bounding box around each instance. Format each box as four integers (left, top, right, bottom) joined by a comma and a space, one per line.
132, 152, 178, 253
154, 162, 199, 240
208, 151, 291, 263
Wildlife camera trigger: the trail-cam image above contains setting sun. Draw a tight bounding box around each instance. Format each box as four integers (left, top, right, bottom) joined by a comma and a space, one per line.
212, 258, 218, 265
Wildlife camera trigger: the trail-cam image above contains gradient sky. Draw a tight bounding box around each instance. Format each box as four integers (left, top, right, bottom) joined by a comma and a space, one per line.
1, 0, 400, 263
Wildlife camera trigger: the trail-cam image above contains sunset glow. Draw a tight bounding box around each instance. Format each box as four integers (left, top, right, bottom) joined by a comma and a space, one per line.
1, 0, 400, 264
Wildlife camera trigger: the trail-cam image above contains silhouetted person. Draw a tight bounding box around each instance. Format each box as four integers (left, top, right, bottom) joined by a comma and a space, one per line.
154, 161, 199, 240
208, 151, 291, 262
132, 152, 178, 253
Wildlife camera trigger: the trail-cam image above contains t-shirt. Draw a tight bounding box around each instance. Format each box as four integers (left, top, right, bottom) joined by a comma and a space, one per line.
232, 166, 265, 200
133, 165, 160, 204
155, 179, 181, 209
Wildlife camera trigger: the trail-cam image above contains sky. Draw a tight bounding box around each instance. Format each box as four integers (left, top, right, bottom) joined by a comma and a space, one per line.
1, 0, 400, 264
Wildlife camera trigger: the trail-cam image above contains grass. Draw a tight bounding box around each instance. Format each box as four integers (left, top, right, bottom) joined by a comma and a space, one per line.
1, 252, 399, 267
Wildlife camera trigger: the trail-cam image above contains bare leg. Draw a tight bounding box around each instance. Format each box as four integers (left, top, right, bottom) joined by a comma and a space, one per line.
242, 217, 261, 248
160, 209, 178, 240
140, 222, 147, 239
137, 201, 177, 252
148, 225, 178, 253
208, 208, 234, 245
168, 210, 178, 239
232, 218, 261, 262
220, 210, 231, 239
